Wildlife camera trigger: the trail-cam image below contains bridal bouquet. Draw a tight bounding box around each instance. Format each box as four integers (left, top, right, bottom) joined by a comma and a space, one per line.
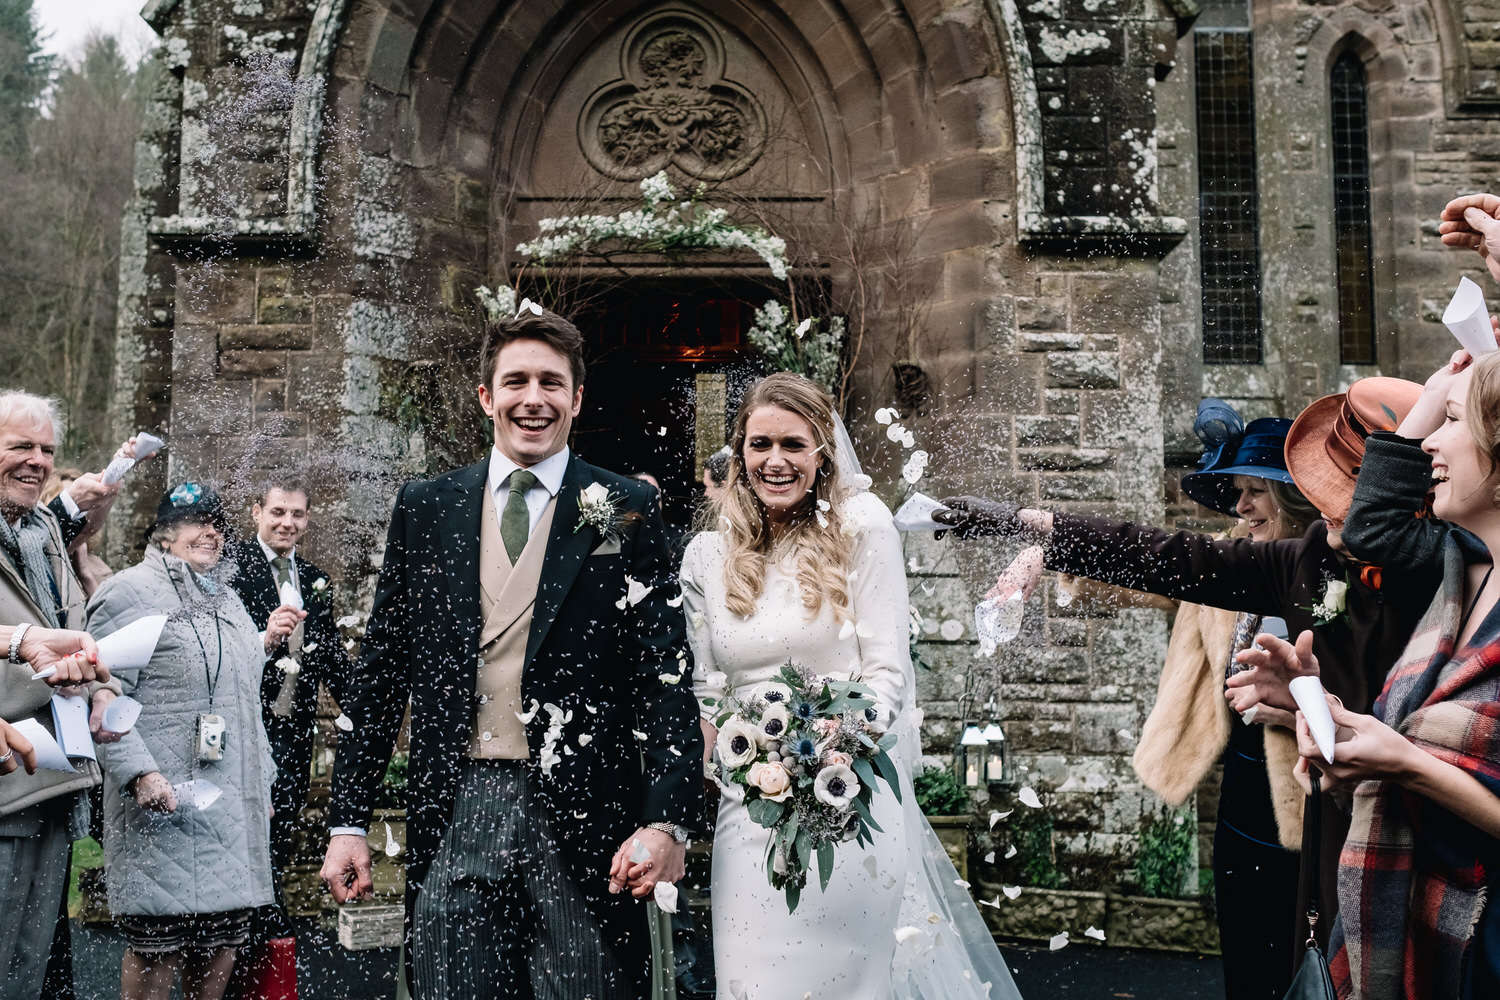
710, 660, 902, 911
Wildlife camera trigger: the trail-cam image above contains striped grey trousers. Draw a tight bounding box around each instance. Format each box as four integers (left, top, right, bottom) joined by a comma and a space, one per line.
0, 801, 71, 1000
412, 760, 633, 1000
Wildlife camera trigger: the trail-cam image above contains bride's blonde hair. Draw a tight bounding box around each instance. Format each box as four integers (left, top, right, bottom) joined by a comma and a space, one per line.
704, 373, 854, 622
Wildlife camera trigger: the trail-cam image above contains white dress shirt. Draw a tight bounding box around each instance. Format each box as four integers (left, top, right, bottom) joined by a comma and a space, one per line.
486, 446, 570, 541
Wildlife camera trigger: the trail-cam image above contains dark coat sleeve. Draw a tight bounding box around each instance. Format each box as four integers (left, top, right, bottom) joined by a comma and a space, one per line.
621, 490, 705, 833
1343, 433, 1458, 572
327, 485, 414, 831
48, 496, 85, 548
1044, 512, 1306, 618
296, 560, 352, 709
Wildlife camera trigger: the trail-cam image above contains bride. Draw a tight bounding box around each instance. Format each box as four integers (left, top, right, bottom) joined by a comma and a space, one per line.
682, 373, 1021, 1000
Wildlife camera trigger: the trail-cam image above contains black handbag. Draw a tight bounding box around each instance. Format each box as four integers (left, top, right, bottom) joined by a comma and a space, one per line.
1284, 769, 1338, 1000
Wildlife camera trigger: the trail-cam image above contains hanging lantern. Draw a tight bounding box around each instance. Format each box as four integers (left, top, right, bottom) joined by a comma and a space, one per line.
982, 697, 1010, 786
955, 723, 988, 788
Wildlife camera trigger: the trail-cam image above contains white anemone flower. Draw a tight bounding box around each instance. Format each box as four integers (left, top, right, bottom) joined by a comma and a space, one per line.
757, 703, 790, 745
813, 764, 861, 811
716, 718, 761, 768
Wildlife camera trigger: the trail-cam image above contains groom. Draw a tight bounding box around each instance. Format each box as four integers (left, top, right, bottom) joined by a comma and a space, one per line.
321, 308, 703, 998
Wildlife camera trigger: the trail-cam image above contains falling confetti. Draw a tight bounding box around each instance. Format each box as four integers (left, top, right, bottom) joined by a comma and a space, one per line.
1003, 885, 1022, 900
1084, 926, 1106, 941
333, 714, 353, 731
939, 619, 965, 640
1049, 932, 1069, 951
1005, 844, 1018, 859
654, 880, 679, 912
988, 809, 1012, 829
984, 852, 995, 863
894, 926, 922, 945
1018, 786, 1043, 808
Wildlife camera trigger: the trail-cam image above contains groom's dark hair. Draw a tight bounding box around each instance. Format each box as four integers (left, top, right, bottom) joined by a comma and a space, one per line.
480, 310, 587, 389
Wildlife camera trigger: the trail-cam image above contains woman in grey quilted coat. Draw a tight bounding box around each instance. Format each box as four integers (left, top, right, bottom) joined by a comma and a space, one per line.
89, 483, 278, 1000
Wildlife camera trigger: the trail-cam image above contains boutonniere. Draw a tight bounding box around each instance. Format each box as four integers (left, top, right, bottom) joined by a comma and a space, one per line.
1307, 574, 1350, 626
576, 482, 630, 540
311, 577, 329, 597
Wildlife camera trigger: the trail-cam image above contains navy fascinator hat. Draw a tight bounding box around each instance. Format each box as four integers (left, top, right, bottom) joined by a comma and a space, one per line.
1181, 400, 1294, 517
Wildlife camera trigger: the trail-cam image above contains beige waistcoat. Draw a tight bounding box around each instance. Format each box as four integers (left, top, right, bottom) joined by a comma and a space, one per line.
469, 485, 556, 759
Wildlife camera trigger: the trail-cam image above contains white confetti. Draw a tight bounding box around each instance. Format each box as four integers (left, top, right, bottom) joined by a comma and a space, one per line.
984, 852, 995, 864
275, 656, 299, 676
856, 621, 874, 639
633, 729, 649, 741
988, 810, 1012, 830
658, 426, 668, 436
333, 714, 353, 732
573, 810, 588, 819
336, 614, 363, 629
383, 822, 399, 857
667, 594, 683, 607
1018, 786, 1042, 809
980, 895, 1002, 908
900, 429, 915, 449
585, 703, 598, 714
907, 557, 922, 573
875, 407, 899, 425
886, 422, 907, 442
1005, 844, 1018, 859
302, 642, 317, 654
838, 620, 856, 641
654, 880, 680, 912
894, 926, 922, 945
616, 576, 653, 610
629, 838, 652, 864
1084, 926, 1106, 941
668, 746, 682, 756
794, 318, 813, 339
1003, 885, 1022, 900
516, 700, 541, 725
578, 734, 592, 746
1117, 729, 1134, 741
953, 879, 971, 889
658, 672, 683, 684
1049, 932, 1068, 951
939, 619, 965, 640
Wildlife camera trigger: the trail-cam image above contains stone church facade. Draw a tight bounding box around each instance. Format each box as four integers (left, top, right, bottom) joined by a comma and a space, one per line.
112, 0, 1500, 890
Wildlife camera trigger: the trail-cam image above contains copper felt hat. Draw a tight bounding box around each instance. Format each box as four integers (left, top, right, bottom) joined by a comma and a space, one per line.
1283, 377, 1424, 523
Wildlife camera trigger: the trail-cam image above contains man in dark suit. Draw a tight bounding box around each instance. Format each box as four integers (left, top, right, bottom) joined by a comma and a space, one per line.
321, 309, 703, 999
229, 478, 350, 926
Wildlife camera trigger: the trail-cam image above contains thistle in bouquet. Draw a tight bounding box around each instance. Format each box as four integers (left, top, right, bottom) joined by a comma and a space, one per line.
710, 660, 903, 912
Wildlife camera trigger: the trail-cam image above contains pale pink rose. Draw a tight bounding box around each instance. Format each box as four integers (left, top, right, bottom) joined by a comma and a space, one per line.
814, 718, 839, 737
751, 761, 794, 802
824, 751, 853, 768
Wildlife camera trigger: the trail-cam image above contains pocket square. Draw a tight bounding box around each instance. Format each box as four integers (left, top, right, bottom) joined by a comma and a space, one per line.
590, 537, 621, 557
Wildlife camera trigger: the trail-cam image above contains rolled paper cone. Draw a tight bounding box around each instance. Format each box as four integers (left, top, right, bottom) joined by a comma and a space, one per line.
134, 432, 165, 460
279, 580, 303, 611
272, 672, 298, 717
103, 695, 142, 732
893, 491, 950, 532
1442, 277, 1499, 356
94, 615, 168, 673
1289, 675, 1337, 763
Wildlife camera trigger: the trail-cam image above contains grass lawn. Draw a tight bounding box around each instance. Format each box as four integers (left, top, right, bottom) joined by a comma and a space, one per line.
68, 837, 103, 917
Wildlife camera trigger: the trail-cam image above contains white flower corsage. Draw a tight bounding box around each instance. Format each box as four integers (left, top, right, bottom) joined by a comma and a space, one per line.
1309, 575, 1349, 626
576, 481, 628, 539
311, 577, 329, 595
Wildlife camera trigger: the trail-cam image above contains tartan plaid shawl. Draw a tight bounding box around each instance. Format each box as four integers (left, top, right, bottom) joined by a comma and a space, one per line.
1331, 538, 1500, 1000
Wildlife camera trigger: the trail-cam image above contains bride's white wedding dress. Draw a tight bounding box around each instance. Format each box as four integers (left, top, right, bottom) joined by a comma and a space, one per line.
683, 491, 1023, 1000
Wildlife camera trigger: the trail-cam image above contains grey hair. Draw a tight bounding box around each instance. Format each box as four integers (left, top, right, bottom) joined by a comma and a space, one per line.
0, 391, 63, 442
147, 522, 185, 549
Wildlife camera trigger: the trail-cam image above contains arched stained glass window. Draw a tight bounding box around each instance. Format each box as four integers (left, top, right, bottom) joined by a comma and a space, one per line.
1331, 50, 1377, 364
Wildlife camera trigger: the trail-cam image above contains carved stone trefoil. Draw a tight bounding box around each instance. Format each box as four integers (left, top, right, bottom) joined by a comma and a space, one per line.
579, 11, 765, 181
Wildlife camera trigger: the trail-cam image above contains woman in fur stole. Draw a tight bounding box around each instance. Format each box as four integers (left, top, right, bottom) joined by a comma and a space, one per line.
1238, 351, 1500, 999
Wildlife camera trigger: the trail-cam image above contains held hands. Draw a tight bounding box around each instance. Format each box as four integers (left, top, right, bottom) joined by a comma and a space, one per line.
0, 719, 37, 775
608, 828, 685, 900
321, 834, 374, 903
88, 689, 125, 744
1292, 695, 1418, 795
133, 771, 178, 813
263, 604, 307, 652
20, 627, 108, 686
986, 545, 1046, 603
1225, 629, 1320, 719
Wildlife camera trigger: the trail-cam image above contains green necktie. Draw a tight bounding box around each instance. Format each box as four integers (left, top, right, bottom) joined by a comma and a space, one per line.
272, 555, 293, 590
501, 470, 539, 565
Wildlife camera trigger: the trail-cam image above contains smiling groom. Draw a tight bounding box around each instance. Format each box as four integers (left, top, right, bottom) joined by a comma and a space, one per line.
321, 309, 703, 999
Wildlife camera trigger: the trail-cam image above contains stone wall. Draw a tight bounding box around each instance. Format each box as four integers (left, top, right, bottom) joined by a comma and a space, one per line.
113, 0, 1500, 895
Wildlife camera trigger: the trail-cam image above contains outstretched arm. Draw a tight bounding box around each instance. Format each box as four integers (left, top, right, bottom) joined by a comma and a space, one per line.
1440, 194, 1500, 283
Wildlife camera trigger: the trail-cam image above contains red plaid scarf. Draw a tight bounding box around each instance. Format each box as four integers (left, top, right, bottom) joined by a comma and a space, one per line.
1331, 540, 1500, 999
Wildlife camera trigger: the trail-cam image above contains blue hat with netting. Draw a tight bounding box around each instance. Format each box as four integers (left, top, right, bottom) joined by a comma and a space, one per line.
1180, 400, 1294, 517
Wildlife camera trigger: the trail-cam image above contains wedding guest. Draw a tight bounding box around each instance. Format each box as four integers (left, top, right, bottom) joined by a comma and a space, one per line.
684, 372, 1019, 999
934, 376, 1432, 982
227, 476, 349, 941
702, 448, 730, 505
0, 390, 122, 1000
1237, 351, 1500, 998
43, 467, 114, 596
90, 483, 277, 1000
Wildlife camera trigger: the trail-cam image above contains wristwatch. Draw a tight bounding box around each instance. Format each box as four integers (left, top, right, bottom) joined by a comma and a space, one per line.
647, 821, 691, 844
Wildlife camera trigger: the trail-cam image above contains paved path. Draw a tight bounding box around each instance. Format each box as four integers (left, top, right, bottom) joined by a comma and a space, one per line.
70, 921, 1225, 999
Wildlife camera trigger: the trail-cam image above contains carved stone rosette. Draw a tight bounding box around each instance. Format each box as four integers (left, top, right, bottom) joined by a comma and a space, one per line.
578, 10, 765, 181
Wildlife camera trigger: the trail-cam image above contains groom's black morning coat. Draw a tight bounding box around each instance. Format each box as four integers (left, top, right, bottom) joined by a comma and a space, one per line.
328, 453, 703, 967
